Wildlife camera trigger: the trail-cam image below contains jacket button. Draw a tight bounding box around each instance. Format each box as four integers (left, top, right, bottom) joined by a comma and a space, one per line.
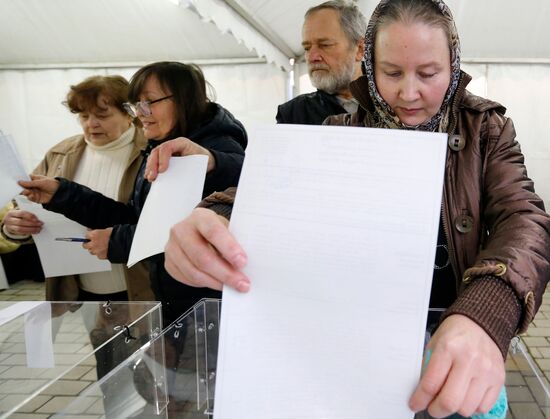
448, 134, 465, 151
455, 215, 473, 233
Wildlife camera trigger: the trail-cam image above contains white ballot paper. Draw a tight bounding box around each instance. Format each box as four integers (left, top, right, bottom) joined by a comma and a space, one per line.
0, 302, 54, 368
127, 155, 207, 267
24, 302, 54, 368
214, 125, 447, 419
15, 196, 110, 277
0, 133, 30, 205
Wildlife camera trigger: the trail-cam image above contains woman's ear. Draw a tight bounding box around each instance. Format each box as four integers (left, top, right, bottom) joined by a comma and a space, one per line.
355, 39, 365, 62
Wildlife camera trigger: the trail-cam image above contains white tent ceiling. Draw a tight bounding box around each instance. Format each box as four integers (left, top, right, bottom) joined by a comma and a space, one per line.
1, 0, 549, 71
2, 0, 550, 210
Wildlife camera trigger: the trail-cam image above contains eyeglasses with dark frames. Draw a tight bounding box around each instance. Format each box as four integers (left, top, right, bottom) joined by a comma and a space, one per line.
123, 95, 173, 118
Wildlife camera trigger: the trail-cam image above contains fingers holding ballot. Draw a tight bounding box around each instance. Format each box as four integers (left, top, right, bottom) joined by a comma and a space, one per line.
18, 175, 60, 204
164, 208, 250, 292
4, 209, 43, 235
82, 227, 113, 259
409, 314, 505, 418
145, 137, 216, 182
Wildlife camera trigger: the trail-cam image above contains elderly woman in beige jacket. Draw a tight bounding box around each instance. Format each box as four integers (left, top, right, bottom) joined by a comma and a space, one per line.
0, 75, 153, 303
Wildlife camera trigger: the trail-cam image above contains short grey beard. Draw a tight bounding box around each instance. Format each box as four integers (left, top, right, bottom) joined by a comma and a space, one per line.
309, 59, 355, 95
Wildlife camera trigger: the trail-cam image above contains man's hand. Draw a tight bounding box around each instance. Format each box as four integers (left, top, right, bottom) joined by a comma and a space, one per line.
3, 209, 43, 235
83, 228, 113, 260
409, 314, 505, 418
145, 137, 215, 182
164, 208, 249, 291
19, 175, 60, 204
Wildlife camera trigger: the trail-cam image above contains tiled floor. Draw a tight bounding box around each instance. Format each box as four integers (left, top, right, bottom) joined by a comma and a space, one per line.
1, 280, 550, 418
0, 281, 101, 417
0, 281, 162, 418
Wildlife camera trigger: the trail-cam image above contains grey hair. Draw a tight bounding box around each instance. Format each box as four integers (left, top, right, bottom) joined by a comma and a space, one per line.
305, 0, 367, 46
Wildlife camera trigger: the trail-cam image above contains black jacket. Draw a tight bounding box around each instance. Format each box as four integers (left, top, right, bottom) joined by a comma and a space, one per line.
45, 103, 247, 324
276, 90, 347, 125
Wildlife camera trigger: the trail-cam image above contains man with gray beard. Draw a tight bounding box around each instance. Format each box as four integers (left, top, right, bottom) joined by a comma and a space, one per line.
276, 1, 366, 125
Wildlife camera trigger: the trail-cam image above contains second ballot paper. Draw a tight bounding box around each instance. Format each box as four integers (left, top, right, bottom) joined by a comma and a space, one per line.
15, 196, 110, 277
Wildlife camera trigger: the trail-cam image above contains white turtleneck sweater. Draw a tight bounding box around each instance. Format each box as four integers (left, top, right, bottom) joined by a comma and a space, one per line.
73, 125, 135, 295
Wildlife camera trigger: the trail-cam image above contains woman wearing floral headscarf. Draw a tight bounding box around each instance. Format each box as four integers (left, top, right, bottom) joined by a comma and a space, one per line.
158, 0, 550, 417
337, 1, 549, 417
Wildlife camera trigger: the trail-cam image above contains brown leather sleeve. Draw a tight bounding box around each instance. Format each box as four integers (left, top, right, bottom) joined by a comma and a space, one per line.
196, 187, 237, 220
440, 275, 521, 359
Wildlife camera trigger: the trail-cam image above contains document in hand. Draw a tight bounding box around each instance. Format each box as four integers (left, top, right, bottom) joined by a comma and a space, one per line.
0, 133, 30, 205
214, 124, 447, 419
127, 155, 207, 267
15, 196, 110, 277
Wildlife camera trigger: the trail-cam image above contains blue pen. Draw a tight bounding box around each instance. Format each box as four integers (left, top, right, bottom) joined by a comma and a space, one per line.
55, 237, 90, 243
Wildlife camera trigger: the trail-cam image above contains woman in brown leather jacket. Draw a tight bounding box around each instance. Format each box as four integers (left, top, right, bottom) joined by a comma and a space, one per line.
158, 0, 550, 417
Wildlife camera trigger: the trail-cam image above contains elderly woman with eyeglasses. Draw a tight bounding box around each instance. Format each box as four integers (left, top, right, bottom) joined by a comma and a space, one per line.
1, 74, 153, 303
19, 61, 247, 325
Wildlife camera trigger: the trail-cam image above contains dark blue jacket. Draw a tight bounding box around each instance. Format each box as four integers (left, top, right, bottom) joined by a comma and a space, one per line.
276, 90, 347, 125
45, 103, 247, 324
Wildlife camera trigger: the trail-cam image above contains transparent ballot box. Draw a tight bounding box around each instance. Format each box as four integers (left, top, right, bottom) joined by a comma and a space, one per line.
56, 298, 219, 418
0, 300, 162, 418
57, 301, 550, 418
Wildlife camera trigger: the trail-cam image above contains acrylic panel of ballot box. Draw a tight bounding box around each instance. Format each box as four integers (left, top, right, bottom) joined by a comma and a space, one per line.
0, 300, 162, 418
54, 298, 220, 418
55, 301, 550, 418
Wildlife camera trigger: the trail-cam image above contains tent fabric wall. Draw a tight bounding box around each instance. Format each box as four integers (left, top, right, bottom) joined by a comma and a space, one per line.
0, 63, 286, 172
1, 60, 549, 211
